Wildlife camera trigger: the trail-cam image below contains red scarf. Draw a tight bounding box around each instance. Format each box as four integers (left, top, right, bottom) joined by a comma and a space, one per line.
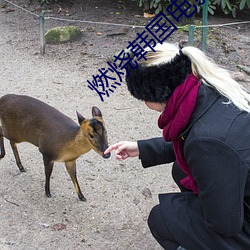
158, 73, 200, 194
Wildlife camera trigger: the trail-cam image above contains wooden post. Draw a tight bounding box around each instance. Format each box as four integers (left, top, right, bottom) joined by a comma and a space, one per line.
39, 11, 45, 55
188, 25, 195, 46
0, 0, 5, 8
201, 0, 209, 51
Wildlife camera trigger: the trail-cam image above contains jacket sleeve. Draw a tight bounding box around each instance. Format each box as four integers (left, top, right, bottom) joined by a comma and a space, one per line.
185, 136, 249, 237
137, 137, 175, 168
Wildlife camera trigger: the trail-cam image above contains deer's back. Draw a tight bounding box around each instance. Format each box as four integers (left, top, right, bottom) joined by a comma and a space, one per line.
0, 94, 79, 148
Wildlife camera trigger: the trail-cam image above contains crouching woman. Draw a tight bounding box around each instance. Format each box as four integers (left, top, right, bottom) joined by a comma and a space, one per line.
105, 43, 250, 250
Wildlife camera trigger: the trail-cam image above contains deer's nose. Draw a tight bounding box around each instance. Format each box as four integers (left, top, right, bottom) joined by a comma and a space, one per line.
103, 152, 111, 159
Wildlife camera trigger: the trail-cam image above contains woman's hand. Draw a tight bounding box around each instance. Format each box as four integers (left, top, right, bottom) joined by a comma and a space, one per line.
104, 141, 139, 160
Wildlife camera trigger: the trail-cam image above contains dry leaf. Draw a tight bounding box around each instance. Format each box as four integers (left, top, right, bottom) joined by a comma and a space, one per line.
51, 223, 67, 231
142, 187, 152, 198
143, 12, 156, 18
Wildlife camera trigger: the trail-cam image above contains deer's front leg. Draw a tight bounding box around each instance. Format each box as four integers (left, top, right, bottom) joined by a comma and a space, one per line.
65, 160, 86, 202
43, 155, 54, 198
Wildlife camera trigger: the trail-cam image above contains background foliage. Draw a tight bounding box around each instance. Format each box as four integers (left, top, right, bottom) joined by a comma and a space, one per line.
38, 0, 250, 18
38, 0, 58, 4
135, 0, 250, 18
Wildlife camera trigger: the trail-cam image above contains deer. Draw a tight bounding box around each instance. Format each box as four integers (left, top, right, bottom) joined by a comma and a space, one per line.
0, 94, 110, 201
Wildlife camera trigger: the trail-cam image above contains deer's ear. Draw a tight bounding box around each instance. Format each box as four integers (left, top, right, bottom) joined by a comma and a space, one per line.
76, 111, 85, 125
92, 106, 102, 118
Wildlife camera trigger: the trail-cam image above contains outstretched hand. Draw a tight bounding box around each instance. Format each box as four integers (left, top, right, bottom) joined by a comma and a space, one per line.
104, 141, 139, 160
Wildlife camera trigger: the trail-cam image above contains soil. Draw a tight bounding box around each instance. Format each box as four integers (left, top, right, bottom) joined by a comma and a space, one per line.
0, 0, 249, 249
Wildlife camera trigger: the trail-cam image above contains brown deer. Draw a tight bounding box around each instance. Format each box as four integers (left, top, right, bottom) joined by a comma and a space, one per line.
0, 94, 110, 201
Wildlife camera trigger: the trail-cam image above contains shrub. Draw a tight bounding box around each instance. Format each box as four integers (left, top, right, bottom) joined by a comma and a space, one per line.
136, 0, 250, 18
213, 0, 250, 17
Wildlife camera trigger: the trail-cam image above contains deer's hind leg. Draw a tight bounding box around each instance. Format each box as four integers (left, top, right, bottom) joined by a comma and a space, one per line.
65, 160, 86, 202
10, 141, 26, 172
0, 126, 5, 159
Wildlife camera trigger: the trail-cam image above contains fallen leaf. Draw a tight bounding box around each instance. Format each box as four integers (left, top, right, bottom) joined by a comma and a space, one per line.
143, 12, 156, 18
142, 187, 152, 198
51, 223, 67, 231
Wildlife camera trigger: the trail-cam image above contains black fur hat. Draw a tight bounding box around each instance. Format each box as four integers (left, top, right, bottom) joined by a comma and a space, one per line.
125, 53, 192, 103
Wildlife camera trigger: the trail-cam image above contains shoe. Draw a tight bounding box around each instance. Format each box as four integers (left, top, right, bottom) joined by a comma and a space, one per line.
176, 246, 187, 250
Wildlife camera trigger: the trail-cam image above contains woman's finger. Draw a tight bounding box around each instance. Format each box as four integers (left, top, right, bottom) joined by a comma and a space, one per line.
104, 141, 127, 154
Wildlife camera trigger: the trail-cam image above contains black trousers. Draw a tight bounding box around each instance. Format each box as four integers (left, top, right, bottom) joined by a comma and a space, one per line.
148, 162, 188, 250
148, 162, 250, 250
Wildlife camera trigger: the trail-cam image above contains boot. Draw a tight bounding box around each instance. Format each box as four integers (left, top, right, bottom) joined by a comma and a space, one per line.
176, 246, 187, 250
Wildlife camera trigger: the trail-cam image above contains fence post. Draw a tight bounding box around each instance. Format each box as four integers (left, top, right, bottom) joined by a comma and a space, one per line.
0, 0, 5, 8
39, 11, 45, 55
201, 0, 208, 51
188, 25, 195, 46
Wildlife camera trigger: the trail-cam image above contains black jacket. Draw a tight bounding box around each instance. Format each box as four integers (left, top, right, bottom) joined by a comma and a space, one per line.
138, 84, 250, 249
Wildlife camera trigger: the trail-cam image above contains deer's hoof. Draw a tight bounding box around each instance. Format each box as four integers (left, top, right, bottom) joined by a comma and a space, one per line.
79, 196, 87, 202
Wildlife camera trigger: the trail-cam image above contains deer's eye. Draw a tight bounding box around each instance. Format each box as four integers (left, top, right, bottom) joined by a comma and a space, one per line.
89, 133, 94, 139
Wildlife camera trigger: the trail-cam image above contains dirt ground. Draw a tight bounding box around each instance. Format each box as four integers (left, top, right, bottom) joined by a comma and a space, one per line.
0, 0, 249, 249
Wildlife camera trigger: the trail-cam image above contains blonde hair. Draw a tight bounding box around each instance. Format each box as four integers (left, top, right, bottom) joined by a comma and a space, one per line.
142, 43, 250, 113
